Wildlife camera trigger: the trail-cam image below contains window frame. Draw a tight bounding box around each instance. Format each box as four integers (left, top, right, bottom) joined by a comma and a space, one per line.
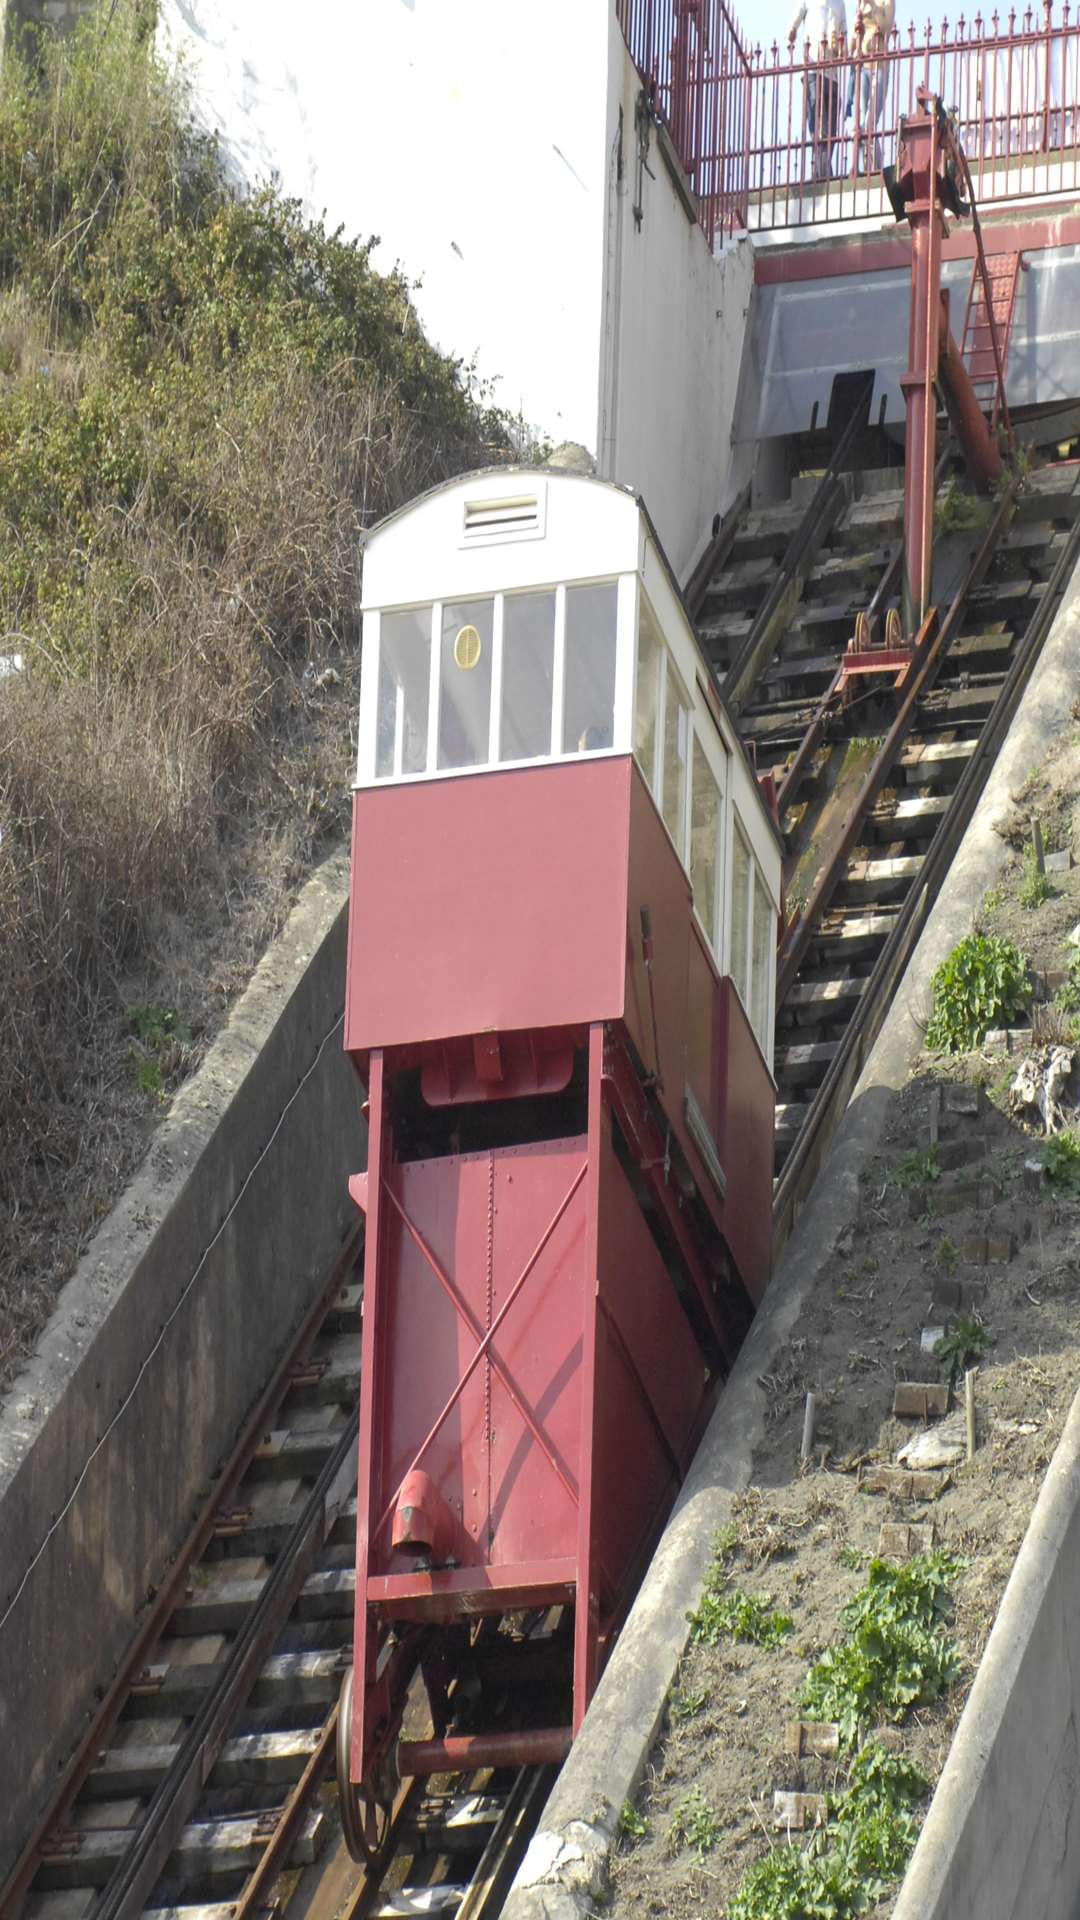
357, 573, 632, 787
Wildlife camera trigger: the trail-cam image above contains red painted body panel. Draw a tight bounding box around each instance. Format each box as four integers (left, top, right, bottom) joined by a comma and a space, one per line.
344, 752, 776, 1793
592, 1117, 705, 1596
370, 1139, 586, 1575
345, 761, 630, 1053
715, 978, 775, 1305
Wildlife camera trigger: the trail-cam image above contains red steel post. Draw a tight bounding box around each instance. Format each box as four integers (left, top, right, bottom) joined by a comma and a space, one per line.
896, 93, 945, 634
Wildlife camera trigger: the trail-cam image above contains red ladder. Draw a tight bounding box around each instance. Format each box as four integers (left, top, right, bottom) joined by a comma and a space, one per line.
960, 250, 1023, 432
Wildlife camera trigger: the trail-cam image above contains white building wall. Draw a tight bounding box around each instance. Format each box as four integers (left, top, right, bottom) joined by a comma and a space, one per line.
155, 0, 755, 585
156, 0, 610, 450
596, 15, 756, 582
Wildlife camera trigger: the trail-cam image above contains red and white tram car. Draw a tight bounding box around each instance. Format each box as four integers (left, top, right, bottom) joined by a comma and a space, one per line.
337, 468, 781, 1854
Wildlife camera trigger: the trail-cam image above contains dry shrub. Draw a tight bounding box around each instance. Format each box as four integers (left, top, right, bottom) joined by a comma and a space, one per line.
0, 6, 521, 1388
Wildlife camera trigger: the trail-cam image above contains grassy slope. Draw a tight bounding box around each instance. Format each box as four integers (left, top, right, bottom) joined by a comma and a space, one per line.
0, 1, 514, 1386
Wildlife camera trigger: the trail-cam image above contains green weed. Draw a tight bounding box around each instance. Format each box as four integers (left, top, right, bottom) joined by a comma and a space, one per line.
1045, 1129, 1080, 1194
1055, 952, 1080, 1014
670, 1684, 709, 1722
128, 1004, 192, 1051
669, 1786, 721, 1862
729, 1745, 928, 1919
925, 934, 1029, 1053
892, 1143, 940, 1191
130, 1055, 164, 1098
125, 1002, 192, 1099
935, 476, 989, 534
617, 1801, 648, 1841
937, 1236, 959, 1274
1018, 843, 1053, 910
800, 1554, 961, 1749
935, 1312, 991, 1385
689, 1585, 794, 1650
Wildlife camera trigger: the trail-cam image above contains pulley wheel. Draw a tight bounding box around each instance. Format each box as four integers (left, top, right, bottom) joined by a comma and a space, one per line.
852, 608, 871, 652
885, 606, 902, 648
336, 1665, 393, 1867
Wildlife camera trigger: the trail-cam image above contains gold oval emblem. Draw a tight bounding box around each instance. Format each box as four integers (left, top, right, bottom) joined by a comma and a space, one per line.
453, 624, 482, 671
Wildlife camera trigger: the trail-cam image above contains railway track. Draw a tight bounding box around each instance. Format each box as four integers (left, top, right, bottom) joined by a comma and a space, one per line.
11, 439, 1080, 1920
694, 454, 1080, 1238
3, 1229, 544, 1920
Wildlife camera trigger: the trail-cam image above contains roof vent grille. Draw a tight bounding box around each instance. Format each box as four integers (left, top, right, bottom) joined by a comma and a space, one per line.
462, 487, 546, 546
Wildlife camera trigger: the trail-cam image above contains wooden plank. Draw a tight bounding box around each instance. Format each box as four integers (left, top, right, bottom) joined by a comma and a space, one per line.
171, 1566, 355, 1636
123, 1649, 343, 1720
84, 1729, 324, 1798
36, 1811, 326, 1890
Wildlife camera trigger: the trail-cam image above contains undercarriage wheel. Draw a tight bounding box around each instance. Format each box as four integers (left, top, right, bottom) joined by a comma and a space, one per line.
853, 607, 871, 652
336, 1665, 393, 1867
885, 605, 902, 648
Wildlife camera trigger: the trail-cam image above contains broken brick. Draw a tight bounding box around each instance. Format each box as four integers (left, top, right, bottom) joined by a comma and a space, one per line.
879, 1521, 936, 1558
773, 1791, 826, 1832
784, 1721, 840, 1758
893, 1383, 950, 1419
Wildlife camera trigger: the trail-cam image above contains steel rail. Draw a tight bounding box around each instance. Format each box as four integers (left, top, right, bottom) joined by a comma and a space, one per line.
0, 1221, 363, 1920
773, 479, 1080, 1250
775, 444, 975, 818
684, 481, 752, 619
455, 1765, 559, 1920
231, 1704, 341, 1920
90, 1408, 361, 1920
719, 372, 874, 716
775, 479, 1017, 1005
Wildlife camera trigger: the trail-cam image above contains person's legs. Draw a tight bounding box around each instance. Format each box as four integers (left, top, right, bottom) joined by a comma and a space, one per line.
815, 72, 838, 179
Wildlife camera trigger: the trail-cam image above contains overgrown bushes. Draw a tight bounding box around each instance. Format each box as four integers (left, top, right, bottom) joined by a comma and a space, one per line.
0, 2, 515, 1382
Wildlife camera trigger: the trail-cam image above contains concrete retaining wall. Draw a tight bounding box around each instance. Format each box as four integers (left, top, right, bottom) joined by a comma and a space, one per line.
0, 851, 358, 1881
893, 1385, 1080, 1920
504, 538, 1080, 1919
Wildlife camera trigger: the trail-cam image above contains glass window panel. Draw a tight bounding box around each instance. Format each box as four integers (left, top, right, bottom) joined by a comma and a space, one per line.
634, 594, 663, 791
438, 597, 494, 771
752, 871, 774, 1057
662, 665, 689, 856
731, 822, 751, 1004
376, 606, 431, 780
500, 590, 555, 763
690, 736, 721, 953
563, 581, 617, 754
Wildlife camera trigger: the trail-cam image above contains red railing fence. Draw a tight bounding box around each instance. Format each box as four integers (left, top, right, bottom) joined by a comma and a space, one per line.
616, 0, 1080, 235
615, 0, 753, 243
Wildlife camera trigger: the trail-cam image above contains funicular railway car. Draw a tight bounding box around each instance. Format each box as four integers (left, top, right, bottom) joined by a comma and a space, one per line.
337, 468, 782, 1856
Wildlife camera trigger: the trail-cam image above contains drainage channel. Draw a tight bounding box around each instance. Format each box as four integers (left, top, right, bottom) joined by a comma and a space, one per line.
2, 1228, 545, 1920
